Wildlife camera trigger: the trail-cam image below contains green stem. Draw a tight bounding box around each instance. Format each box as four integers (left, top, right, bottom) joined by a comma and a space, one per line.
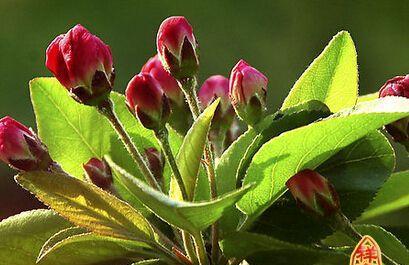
154, 127, 198, 264
97, 99, 162, 191
331, 213, 399, 265
154, 128, 189, 200
192, 231, 209, 265
179, 77, 220, 262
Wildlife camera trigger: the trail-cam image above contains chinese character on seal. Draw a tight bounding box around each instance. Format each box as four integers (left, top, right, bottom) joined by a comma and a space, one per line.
350, 235, 382, 265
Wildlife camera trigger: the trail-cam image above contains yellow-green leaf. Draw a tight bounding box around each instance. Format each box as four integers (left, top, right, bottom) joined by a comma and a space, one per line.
16, 171, 154, 241
282, 31, 358, 112
170, 99, 220, 201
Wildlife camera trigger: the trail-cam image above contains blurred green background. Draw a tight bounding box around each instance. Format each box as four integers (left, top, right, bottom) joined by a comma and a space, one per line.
0, 0, 408, 219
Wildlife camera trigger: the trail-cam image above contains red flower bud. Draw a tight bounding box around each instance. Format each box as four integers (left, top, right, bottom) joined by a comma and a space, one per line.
229, 60, 268, 125
125, 73, 170, 130
144, 147, 165, 185
141, 55, 184, 106
83, 158, 113, 190
0, 117, 52, 171
379, 75, 409, 98
46, 24, 114, 105
156, 16, 199, 80
379, 75, 409, 146
286, 169, 340, 218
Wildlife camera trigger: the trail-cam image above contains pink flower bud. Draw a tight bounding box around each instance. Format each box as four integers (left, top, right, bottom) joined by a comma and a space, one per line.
144, 147, 165, 185
379, 75, 409, 146
156, 16, 199, 80
46, 24, 114, 105
0, 117, 52, 171
199, 75, 236, 155
125, 73, 170, 130
83, 158, 113, 190
286, 169, 340, 218
199, 75, 230, 113
229, 60, 268, 125
141, 55, 184, 105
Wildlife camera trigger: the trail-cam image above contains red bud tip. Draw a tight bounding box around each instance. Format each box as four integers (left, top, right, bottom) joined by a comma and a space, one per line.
229, 59, 268, 125
286, 169, 340, 218
46, 24, 114, 105
0, 117, 52, 171
125, 73, 170, 130
156, 16, 199, 80
83, 158, 113, 190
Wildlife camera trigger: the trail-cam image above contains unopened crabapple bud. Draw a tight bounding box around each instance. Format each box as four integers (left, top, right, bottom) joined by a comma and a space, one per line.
46, 24, 114, 105
144, 147, 165, 185
229, 60, 267, 125
125, 73, 171, 131
0, 117, 52, 171
286, 169, 340, 218
379, 75, 409, 148
83, 158, 113, 190
156, 16, 199, 80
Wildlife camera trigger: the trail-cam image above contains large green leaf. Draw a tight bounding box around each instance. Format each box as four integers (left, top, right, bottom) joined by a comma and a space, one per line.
107, 157, 251, 234
238, 97, 409, 227
30, 77, 156, 213
324, 225, 409, 265
169, 99, 220, 201
16, 171, 154, 242
0, 210, 71, 265
30, 77, 156, 178
357, 171, 409, 226
216, 101, 331, 236
250, 131, 394, 244
37, 227, 155, 265
281, 31, 358, 112
220, 232, 348, 265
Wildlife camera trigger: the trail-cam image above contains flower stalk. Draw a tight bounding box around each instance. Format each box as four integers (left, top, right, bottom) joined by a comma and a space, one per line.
154, 127, 188, 201
97, 99, 162, 191
153, 127, 199, 264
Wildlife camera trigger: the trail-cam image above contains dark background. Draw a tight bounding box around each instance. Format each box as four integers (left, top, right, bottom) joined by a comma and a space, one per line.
0, 0, 408, 219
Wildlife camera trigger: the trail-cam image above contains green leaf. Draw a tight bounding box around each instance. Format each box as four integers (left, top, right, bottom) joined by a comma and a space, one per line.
282, 31, 358, 112
357, 171, 409, 226
169, 99, 220, 201
250, 131, 394, 244
0, 210, 71, 265
107, 157, 252, 233
16, 171, 154, 242
238, 97, 409, 226
37, 227, 154, 265
318, 131, 395, 220
220, 232, 348, 264
324, 225, 409, 265
236, 101, 331, 184
30, 77, 156, 213
358, 92, 378, 103
216, 101, 331, 236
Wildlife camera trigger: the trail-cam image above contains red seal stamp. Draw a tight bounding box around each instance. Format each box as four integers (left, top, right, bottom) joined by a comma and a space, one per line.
350, 235, 382, 265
